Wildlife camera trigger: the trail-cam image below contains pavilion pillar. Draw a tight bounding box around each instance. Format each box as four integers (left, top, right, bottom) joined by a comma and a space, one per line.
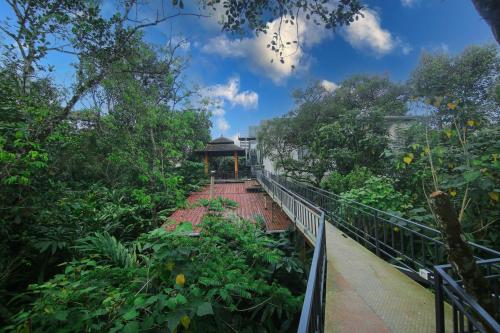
204, 152, 209, 176
233, 151, 238, 179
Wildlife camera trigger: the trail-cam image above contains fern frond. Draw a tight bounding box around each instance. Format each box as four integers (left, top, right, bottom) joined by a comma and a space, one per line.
75, 232, 136, 268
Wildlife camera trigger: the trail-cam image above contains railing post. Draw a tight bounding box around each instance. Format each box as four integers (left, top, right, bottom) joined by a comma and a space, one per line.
434, 267, 445, 333
374, 211, 380, 257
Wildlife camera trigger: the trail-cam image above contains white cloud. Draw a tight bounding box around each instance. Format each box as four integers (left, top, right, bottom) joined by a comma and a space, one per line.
436, 43, 450, 53
320, 79, 338, 92
206, 77, 258, 109
216, 118, 230, 132
167, 35, 191, 51
202, 16, 331, 83
202, 35, 245, 58
402, 44, 413, 55
202, 77, 258, 135
230, 134, 240, 146
343, 9, 395, 56
401, 0, 417, 7
212, 108, 226, 117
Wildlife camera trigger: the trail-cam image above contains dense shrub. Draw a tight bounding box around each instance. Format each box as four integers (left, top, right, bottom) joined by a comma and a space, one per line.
321, 167, 374, 194
8, 216, 306, 333
340, 176, 412, 215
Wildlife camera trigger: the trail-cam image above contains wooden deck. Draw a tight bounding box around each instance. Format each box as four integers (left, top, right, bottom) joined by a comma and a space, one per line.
168, 181, 293, 233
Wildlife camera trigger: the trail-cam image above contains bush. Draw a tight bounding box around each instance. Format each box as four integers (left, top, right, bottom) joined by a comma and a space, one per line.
321, 167, 374, 194
8, 215, 306, 332
340, 176, 412, 214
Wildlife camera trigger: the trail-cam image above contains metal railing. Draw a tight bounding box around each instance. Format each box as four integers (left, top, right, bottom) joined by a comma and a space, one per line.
263, 171, 500, 277
435, 258, 500, 333
298, 218, 326, 333
260, 170, 500, 332
257, 172, 327, 333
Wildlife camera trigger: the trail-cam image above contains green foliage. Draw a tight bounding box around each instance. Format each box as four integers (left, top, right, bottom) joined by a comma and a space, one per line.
259, 45, 500, 249
8, 215, 306, 332
321, 167, 374, 194
0, 29, 211, 324
258, 75, 404, 185
410, 44, 499, 125
340, 176, 412, 214
197, 197, 239, 212
75, 232, 137, 268
392, 124, 500, 247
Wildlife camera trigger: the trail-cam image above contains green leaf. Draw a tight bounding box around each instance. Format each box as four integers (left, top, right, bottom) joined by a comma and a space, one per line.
463, 170, 481, 182
196, 302, 214, 316
133, 297, 145, 308
144, 295, 158, 306
54, 310, 69, 321
166, 312, 183, 332
123, 321, 140, 333
122, 309, 139, 321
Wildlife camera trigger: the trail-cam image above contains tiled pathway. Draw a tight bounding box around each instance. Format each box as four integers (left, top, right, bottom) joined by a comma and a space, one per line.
324, 222, 452, 332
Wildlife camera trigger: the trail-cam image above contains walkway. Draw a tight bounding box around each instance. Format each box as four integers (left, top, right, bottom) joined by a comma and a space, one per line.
324, 222, 451, 332
256, 173, 454, 332
169, 181, 293, 233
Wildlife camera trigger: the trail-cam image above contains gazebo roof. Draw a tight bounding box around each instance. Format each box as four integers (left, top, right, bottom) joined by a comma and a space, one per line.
196, 136, 245, 156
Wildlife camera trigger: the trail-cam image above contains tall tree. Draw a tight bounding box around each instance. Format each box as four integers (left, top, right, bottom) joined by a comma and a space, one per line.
259, 76, 406, 185
410, 44, 500, 127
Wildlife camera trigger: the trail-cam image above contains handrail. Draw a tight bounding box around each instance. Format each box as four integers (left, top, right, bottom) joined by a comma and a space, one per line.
298, 217, 326, 333
263, 170, 500, 274
256, 171, 327, 333
259, 170, 500, 332
434, 259, 500, 332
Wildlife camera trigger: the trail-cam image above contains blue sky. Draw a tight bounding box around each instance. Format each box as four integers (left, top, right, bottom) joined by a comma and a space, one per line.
0, 0, 496, 140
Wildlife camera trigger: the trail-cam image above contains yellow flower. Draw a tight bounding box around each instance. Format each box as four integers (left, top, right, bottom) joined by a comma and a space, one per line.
489, 192, 499, 202
467, 120, 475, 127
449, 190, 457, 197
403, 153, 414, 165
181, 315, 191, 329
165, 260, 175, 271
175, 274, 185, 287
492, 154, 498, 162
393, 227, 400, 232
447, 102, 457, 110
444, 129, 452, 139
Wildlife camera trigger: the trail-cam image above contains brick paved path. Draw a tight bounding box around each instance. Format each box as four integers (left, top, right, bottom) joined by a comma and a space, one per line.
169, 181, 292, 233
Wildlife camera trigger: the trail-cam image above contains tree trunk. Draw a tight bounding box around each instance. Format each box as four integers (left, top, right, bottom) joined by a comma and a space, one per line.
429, 191, 496, 321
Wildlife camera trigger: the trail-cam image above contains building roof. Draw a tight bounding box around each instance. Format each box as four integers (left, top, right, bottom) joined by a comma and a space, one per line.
209, 136, 235, 145
196, 136, 245, 156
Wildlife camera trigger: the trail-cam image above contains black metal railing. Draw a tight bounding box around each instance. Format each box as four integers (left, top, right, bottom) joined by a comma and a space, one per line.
260, 170, 500, 332
257, 172, 327, 333
435, 258, 500, 333
298, 218, 326, 333
263, 171, 500, 278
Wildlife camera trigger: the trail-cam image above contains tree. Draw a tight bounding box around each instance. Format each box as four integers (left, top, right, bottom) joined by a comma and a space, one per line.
259, 76, 406, 185
409, 44, 500, 127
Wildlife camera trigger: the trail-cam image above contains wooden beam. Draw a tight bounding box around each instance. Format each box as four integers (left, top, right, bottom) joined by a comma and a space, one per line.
204, 152, 209, 176
234, 151, 238, 179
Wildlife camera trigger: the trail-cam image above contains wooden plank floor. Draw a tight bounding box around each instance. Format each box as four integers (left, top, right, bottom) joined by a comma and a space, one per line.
168, 181, 293, 233
324, 222, 452, 332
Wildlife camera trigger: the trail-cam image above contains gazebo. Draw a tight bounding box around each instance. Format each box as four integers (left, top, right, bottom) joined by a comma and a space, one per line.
196, 136, 245, 178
